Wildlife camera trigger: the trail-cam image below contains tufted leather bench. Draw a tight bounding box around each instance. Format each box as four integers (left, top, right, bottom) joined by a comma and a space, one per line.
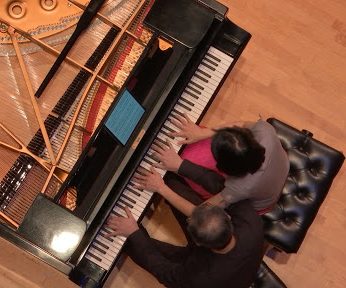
251, 261, 287, 288
262, 118, 345, 253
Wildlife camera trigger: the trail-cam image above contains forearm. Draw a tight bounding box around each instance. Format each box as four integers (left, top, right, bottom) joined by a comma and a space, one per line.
178, 160, 225, 194
159, 185, 195, 217
204, 193, 228, 208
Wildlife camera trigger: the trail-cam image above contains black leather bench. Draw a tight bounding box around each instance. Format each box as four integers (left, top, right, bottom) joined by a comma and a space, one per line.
251, 118, 344, 287
262, 118, 344, 253
251, 261, 287, 288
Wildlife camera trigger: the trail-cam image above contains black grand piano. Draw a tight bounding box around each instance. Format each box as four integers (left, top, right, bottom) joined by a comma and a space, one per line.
0, 0, 251, 287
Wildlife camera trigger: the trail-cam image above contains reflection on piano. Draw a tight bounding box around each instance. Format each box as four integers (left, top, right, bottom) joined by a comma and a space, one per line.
0, 0, 251, 287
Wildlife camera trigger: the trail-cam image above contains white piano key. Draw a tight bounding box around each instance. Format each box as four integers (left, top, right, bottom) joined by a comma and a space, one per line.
194, 72, 220, 88
180, 94, 206, 111
122, 190, 148, 207
88, 248, 112, 266
91, 244, 116, 262
198, 64, 224, 80
173, 105, 199, 121
127, 185, 153, 201
209, 46, 234, 63
85, 254, 109, 271
119, 195, 145, 212
96, 235, 123, 251
178, 97, 203, 113
201, 59, 227, 74
190, 76, 216, 92
204, 55, 230, 71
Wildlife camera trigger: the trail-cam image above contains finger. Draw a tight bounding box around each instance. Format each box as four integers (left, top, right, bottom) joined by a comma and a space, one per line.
133, 172, 145, 180
183, 113, 192, 123
105, 231, 117, 237
170, 131, 185, 138
124, 206, 135, 220
134, 183, 145, 190
153, 162, 164, 169
136, 167, 151, 176
166, 140, 175, 150
150, 152, 160, 162
177, 138, 191, 145
170, 118, 184, 130
173, 113, 187, 124
152, 144, 165, 155
150, 166, 159, 175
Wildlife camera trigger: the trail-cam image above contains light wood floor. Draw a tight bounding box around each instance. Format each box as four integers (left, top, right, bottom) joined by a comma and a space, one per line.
0, 0, 345, 287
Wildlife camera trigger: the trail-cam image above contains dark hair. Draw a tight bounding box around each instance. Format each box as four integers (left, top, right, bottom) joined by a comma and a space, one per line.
211, 127, 265, 177
187, 204, 233, 250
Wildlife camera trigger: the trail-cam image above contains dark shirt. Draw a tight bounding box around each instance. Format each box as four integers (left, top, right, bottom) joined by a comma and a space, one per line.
126, 200, 264, 288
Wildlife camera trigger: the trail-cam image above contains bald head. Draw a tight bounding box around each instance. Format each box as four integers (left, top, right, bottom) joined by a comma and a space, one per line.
187, 204, 233, 249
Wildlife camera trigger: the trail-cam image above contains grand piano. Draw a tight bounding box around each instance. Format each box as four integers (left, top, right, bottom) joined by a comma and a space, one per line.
0, 0, 251, 286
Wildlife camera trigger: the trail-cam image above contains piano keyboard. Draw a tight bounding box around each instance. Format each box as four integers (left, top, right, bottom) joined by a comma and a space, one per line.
84, 46, 234, 271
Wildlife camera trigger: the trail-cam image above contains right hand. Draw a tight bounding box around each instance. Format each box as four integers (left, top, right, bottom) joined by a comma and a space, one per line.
151, 141, 183, 172
169, 114, 213, 144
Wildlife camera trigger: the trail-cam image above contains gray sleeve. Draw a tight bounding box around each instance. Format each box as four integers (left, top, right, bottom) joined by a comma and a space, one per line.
220, 179, 249, 204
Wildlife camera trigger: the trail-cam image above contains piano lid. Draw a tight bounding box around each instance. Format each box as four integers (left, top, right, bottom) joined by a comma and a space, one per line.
144, 0, 215, 48
18, 194, 86, 262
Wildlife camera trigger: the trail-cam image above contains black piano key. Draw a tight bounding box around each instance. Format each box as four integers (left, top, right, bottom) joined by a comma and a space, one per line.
201, 61, 216, 71
184, 89, 199, 99
99, 232, 114, 242
160, 129, 175, 139
189, 80, 204, 91
94, 239, 109, 250
203, 57, 218, 67
91, 244, 106, 254
206, 52, 221, 62
179, 97, 194, 107
176, 101, 192, 112
122, 194, 136, 204
118, 198, 134, 209
195, 73, 208, 83
143, 157, 155, 166
110, 210, 122, 217
88, 252, 102, 262
172, 108, 185, 117
116, 202, 126, 210
197, 68, 212, 78
127, 187, 141, 197
187, 84, 202, 95
163, 124, 177, 133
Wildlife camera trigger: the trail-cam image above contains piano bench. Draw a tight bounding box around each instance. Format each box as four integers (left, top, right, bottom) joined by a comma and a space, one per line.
262, 118, 345, 253
250, 261, 287, 288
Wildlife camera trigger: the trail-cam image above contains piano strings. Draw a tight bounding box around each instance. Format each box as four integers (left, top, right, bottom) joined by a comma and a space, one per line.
0, 0, 154, 227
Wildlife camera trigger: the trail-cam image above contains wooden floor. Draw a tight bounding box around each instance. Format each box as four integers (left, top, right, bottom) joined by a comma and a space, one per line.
0, 0, 345, 287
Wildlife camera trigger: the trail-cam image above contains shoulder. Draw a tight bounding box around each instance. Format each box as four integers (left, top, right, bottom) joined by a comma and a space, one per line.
250, 119, 276, 135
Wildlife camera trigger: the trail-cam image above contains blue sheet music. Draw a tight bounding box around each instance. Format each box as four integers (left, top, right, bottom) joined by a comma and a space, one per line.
105, 89, 145, 145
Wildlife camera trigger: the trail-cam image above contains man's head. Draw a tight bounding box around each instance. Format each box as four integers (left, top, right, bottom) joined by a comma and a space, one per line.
211, 126, 265, 177
187, 204, 233, 250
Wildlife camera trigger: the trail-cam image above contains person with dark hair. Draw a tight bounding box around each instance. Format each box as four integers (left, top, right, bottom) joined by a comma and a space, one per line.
151, 115, 289, 213
106, 168, 264, 288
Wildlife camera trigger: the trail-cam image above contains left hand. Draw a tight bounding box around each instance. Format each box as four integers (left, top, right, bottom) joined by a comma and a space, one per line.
133, 166, 166, 193
106, 207, 139, 237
